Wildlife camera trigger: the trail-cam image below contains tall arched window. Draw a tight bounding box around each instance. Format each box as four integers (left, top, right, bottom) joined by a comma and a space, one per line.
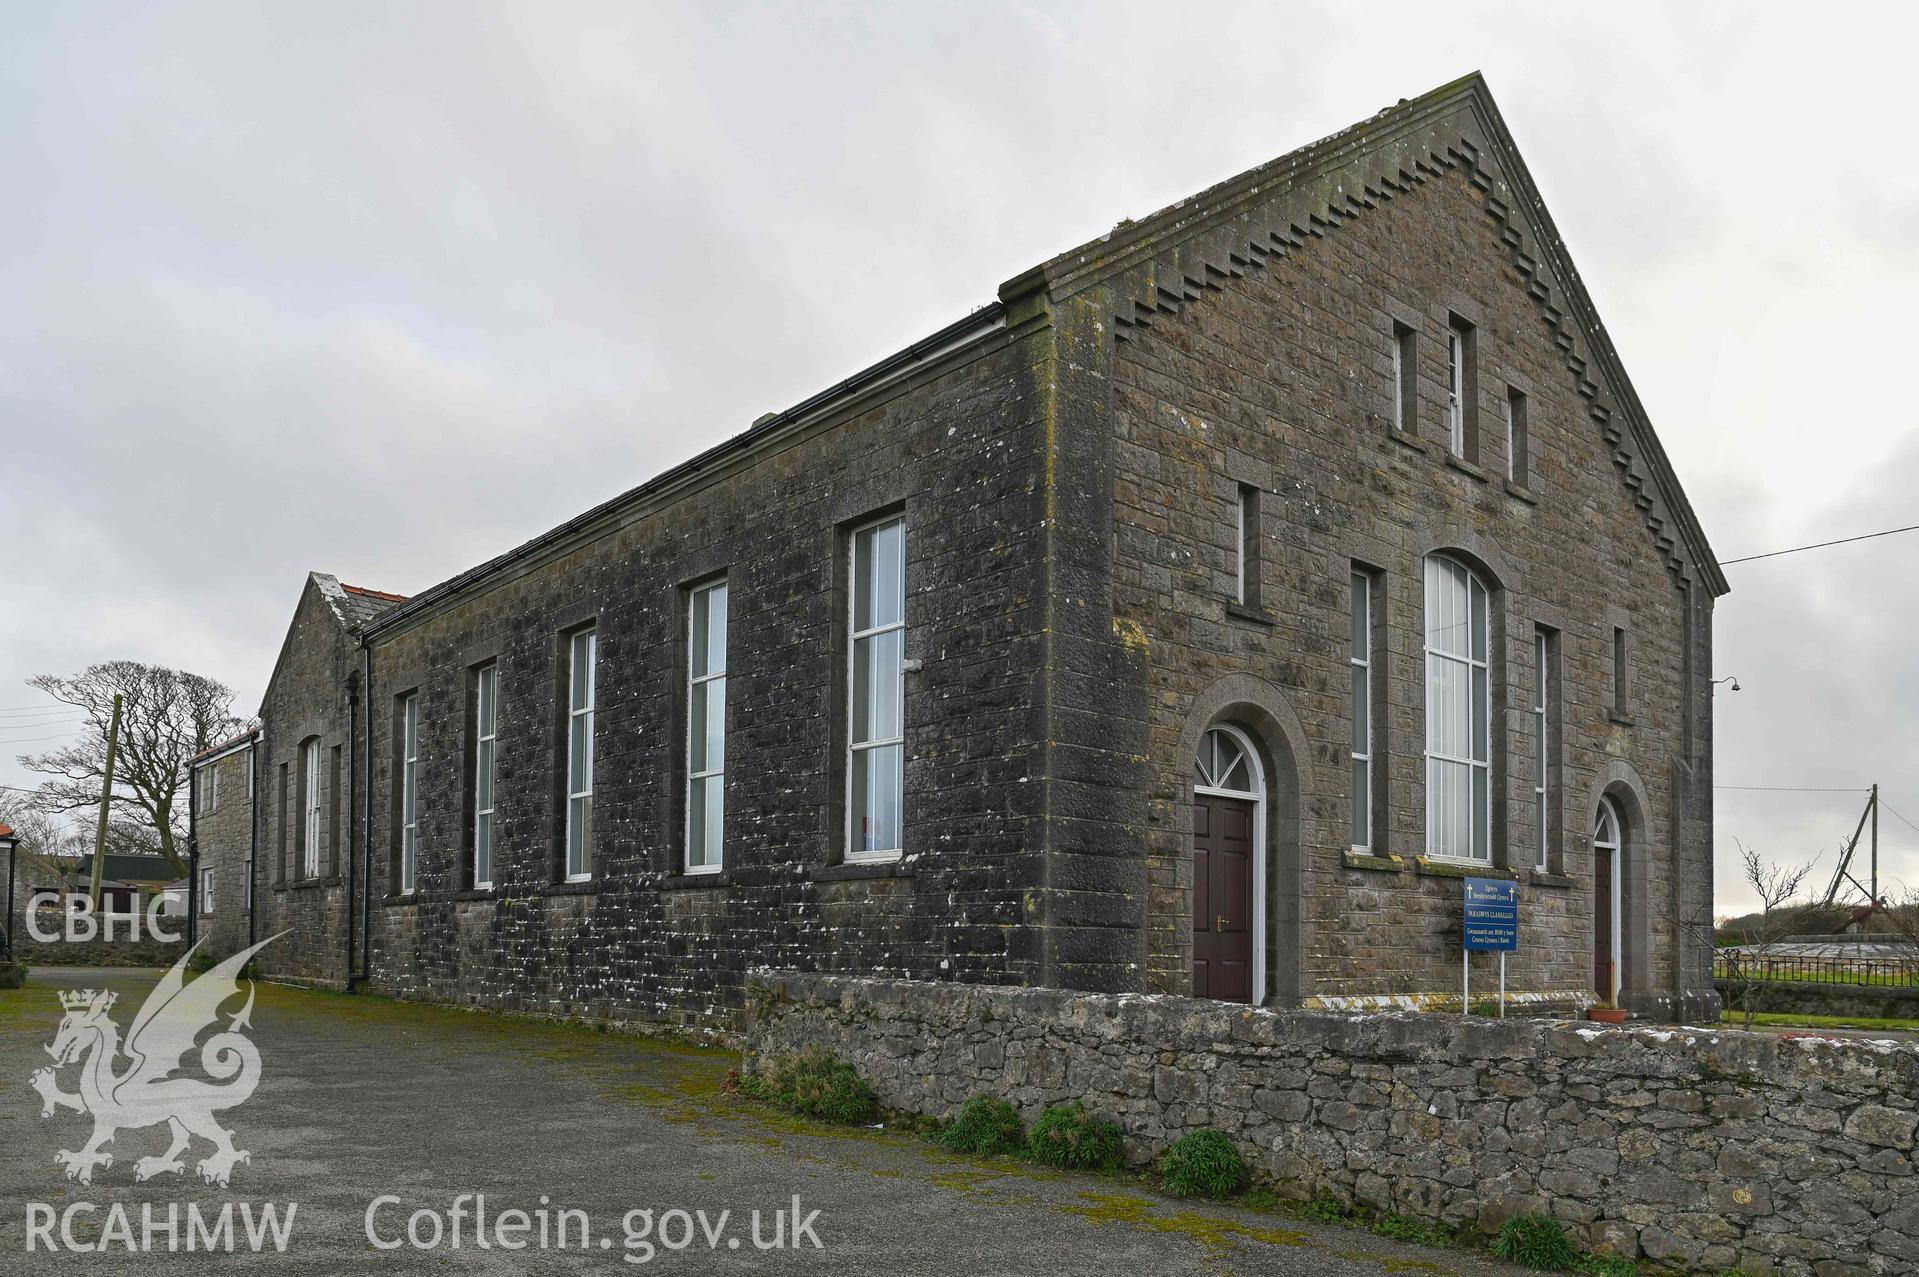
1424, 555, 1491, 862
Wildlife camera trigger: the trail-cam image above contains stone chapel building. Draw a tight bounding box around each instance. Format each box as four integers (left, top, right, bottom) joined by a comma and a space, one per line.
192, 74, 1726, 1025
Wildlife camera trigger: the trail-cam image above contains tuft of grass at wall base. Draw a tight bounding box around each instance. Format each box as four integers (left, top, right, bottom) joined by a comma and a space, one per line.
736, 1048, 877, 1125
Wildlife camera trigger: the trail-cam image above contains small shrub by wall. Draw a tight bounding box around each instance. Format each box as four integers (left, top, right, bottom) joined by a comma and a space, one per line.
747, 971, 1919, 1277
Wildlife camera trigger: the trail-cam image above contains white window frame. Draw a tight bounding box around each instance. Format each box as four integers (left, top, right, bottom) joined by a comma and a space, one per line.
400, 693, 419, 894
473, 663, 497, 890
1446, 326, 1466, 456
1505, 387, 1524, 483
1349, 569, 1374, 854
1533, 630, 1551, 872
846, 514, 906, 863
685, 582, 727, 874
301, 739, 322, 879
565, 628, 596, 882
200, 868, 214, 916
1423, 556, 1493, 863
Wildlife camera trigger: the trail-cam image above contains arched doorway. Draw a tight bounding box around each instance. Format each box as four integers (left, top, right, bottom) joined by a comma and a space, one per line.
1593, 797, 1624, 1000
1193, 725, 1263, 1003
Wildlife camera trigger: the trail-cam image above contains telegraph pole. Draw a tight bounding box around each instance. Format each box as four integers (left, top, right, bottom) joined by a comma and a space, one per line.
1871, 782, 1880, 906
87, 694, 123, 911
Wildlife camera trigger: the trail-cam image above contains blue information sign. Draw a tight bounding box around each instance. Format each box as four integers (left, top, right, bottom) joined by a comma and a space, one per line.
1463, 878, 1518, 952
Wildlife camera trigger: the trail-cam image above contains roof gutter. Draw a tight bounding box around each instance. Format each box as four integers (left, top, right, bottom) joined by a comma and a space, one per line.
189, 729, 259, 770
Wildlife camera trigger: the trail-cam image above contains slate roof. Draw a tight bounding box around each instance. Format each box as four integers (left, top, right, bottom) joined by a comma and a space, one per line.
73, 853, 177, 884
361, 71, 1725, 639
312, 572, 410, 633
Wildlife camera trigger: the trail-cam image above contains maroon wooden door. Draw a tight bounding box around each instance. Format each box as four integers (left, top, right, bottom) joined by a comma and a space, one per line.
1193, 793, 1255, 1003
1594, 846, 1614, 996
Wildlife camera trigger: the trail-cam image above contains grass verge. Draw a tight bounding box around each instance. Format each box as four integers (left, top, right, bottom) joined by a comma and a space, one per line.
1742, 1011, 1919, 1032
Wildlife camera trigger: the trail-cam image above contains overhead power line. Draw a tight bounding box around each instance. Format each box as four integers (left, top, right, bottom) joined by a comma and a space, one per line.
0, 731, 85, 746
1714, 785, 1871, 793
1722, 522, 1919, 566
1881, 801, 1919, 840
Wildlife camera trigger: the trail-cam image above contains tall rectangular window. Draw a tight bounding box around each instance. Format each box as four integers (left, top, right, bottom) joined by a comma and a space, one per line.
686, 581, 728, 873
473, 663, 497, 888
1392, 322, 1417, 435
399, 693, 419, 894
1506, 386, 1529, 485
1446, 315, 1476, 459
848, 516, 905, 861
276, 763, 288, 883
301, 739, 321, 878
1424, 556, 1492, 862
565, 628, 596, 881
200, 868, 214, 916
1533, 628, 1555, 871
1612, 627, 1629, 717
1349, 569, 1376, 853
1235, 485, 1260, 606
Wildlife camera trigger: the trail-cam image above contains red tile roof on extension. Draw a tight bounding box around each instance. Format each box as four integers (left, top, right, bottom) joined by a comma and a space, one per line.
188, 727, 261, 765
341, 584, 410, 603
0, 823, 14, 840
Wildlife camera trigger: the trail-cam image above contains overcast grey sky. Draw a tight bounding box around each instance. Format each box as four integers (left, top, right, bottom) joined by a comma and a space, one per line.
2, 3, 1913, 915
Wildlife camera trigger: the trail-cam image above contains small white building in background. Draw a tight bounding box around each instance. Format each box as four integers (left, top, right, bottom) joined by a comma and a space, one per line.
156, 879, 189, 917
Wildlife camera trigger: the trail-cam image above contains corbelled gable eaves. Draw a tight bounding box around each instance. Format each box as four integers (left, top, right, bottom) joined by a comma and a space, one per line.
1002, 71, 1727, 597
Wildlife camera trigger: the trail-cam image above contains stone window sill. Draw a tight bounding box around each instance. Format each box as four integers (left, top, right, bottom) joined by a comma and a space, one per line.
1342, 850, 1406, 873
658, 871, 732, 892
1608, 711, 1636, 728
1530, 871, 1578, 890
1444, 454, 1489, 483
1388, 428, 1427, 454
1414, 857, 1516, 881
382, 893, 417, 907
543, 880, 600, 897
286, 876, 340, 892
453, 888, 499, 902
1504, 479, 1538, 505
1224, 601, 1275, 627
812, 859, 913, 884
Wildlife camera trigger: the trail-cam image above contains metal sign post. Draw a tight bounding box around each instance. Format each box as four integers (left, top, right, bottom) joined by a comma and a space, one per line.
1463, 878, 1519, 1017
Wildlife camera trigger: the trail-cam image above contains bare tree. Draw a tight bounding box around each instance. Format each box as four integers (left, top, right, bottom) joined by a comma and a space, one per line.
1865, 884, 1919, 961
0, 799, 86, 894
16, 662, 243, 878
1716, 841, 1818, 1030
